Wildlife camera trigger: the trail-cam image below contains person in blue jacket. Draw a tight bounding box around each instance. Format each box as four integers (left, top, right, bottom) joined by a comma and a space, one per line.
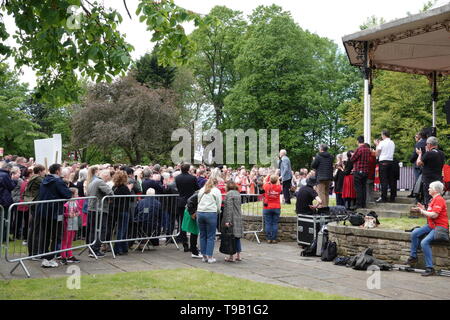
34, 164, 72, 264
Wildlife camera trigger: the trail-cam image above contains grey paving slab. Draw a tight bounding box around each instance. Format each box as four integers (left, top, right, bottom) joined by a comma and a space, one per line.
1, 239, 450, 300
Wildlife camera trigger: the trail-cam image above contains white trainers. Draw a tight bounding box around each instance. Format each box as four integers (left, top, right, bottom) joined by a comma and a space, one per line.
207, 258, 217, 264
41, 259, 58, 268
202, 256, 208, 263
191, 253, 203, 259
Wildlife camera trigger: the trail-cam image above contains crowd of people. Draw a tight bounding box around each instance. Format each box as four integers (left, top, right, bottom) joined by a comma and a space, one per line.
0, 130, 447, 275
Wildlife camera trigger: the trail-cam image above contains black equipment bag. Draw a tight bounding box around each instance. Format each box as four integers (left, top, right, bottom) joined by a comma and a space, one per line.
321, 241, 337, 261
347, 213, 365, 226
300, 238, 318, 257
219, 227, 237, 255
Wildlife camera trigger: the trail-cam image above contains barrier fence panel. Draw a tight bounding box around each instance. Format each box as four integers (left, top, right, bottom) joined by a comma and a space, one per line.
0, 205, 4, 260
5, 196, 97, 278
99, 194, 180, 258
239, 194, 264, 244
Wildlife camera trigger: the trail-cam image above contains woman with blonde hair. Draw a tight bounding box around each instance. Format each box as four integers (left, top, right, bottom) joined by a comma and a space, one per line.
84, 165, 99, 195
197, 177, 222, 263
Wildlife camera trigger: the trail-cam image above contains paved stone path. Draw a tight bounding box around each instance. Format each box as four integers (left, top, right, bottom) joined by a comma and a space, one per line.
1, 240, 449, 300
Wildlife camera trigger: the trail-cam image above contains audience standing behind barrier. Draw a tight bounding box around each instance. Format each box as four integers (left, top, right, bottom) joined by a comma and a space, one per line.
111, 170, 132, 256
86, 169, 113, 258
34, 164, 72, 267
60, 188, 82, 264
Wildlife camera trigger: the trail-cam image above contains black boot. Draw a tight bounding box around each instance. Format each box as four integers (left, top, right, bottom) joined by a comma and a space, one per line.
422, 267, 435, 277
183, 242, 190, 252
406, 256, 418, 267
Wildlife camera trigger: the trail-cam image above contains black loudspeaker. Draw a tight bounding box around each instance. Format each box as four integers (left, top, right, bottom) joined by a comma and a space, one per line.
445, 99, 450, 125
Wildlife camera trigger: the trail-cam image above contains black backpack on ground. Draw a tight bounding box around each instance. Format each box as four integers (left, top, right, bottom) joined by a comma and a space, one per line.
300, 238, 318, 257
346, 248, 392, 271
321, 241, 337, 261
333, 256, 351, 266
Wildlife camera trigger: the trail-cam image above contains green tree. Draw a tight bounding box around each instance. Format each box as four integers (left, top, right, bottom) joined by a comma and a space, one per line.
0, 63, 43, 156
222, 5, 361, 168
342, 71, 450, 162
1, 0, 204, 105
189, 6, 247, 127
71, 76, 179, 165
134, 50, 176, 89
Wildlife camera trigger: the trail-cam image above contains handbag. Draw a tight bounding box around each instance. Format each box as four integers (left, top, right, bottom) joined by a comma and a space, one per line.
434, 226, 449, 242
181, 208, 199, 235
219, 226, 237, 255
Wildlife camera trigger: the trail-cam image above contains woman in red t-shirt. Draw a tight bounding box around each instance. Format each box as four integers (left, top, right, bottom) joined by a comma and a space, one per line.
408, 181, 448, 276
263, 175, 282, 243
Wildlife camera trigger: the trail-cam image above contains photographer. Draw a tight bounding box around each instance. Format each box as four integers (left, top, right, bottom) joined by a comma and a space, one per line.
295, 176, 323, 215
262, 175, 282, 243
408, 181, 448, 276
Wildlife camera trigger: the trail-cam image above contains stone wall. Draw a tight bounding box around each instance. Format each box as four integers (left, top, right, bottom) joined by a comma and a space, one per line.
327, 222, 450, 269
243, 215, 297, 242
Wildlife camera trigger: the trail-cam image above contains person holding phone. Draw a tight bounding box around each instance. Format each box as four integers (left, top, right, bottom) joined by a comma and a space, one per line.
263, 175, 282, 244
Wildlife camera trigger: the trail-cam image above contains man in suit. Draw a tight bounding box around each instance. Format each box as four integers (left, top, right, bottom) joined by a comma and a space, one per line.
278, 150, 293, 205
174, 163, 199, 251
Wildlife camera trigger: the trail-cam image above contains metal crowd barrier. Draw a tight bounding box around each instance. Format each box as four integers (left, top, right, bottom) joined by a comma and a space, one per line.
98, 194, 180, 258
5, 197, 97, 278
239, 194, 264, 244
0, 205, 4, 260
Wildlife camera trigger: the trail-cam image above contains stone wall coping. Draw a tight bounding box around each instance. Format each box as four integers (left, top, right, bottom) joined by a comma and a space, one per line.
243, 215, 296, 223
327, 222, 411, 241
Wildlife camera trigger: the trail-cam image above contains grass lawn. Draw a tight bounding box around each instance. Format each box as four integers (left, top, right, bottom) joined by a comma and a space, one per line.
0, 268, 355, 300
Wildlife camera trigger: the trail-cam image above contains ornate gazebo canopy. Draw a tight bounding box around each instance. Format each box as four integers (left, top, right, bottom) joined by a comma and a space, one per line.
342, 3, 450, 141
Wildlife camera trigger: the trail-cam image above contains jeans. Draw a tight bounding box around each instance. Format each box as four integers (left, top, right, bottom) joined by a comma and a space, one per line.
282, 179, 292, 204
114, 212, 129, 254
235, 238, 242, 253
197, 212, 217, 257
353, 172, 367, 208
263, 209, 280, 241
410, 225, 435, 268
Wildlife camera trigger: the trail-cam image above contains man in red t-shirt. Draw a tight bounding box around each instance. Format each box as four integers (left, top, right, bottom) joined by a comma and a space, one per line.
407, 181, 448, 276
263, 175, 282, 243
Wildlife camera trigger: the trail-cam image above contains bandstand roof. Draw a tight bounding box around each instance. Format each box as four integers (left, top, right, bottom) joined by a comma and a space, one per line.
343, 3, 450, 76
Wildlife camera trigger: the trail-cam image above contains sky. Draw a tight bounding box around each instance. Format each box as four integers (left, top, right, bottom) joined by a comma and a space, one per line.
3, 0, 449, 88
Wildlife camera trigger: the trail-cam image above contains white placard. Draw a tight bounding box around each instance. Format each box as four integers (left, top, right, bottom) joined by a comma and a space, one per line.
34, 134, 62, 168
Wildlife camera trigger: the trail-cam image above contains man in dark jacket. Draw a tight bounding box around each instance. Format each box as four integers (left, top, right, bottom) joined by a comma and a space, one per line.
416, 136, 445, 206
34, 163, 71, 262
311, 144, 333, 207
142, 169, 164, 195
0, 162, 17, 242
0, 162, 17, 210
409, 130, 427, 199
174, 164, 199, 251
